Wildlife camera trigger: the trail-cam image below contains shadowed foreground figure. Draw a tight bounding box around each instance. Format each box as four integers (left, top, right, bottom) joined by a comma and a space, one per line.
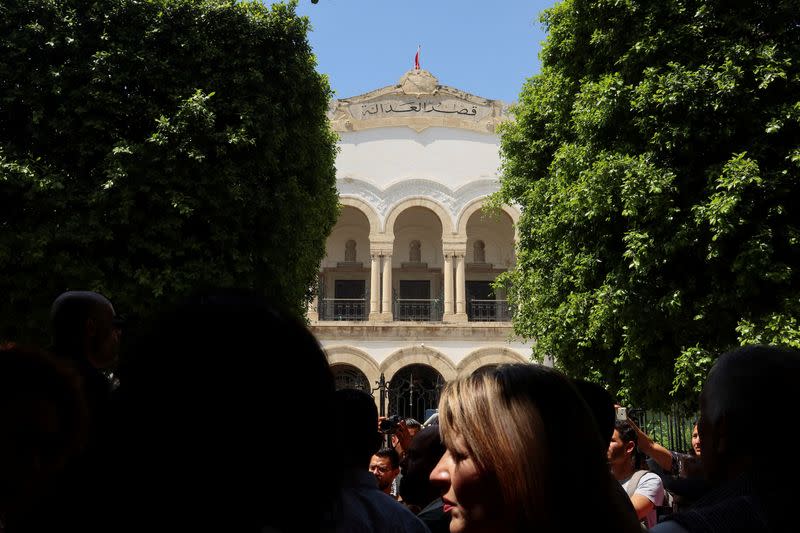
0, 343, 87, 533
399, 425, 449, 533
10, 292, 122, 533
331, 388, 429, 533
49, 290, 122, 438
653, 345, 800, 533
109, 289, 342, 533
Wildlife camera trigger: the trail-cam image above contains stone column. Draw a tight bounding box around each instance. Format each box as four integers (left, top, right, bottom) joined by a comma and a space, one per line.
369, 253, 381, 320
442, 252, 454, 320
308, 292, 319, 322
381, 253, 393, 320
454, 253, 468, 322
307, 272, 320, 322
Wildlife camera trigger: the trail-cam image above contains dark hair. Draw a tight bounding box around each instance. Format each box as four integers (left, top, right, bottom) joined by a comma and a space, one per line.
374, 447, 401, 469
404, 418, 422, 430
113, 288, 340, 532
574, 379, 616, 442
615, 420, 643, 469
335, 388, 382, 468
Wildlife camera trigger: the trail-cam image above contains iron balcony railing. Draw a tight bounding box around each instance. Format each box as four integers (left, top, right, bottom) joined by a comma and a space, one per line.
468, 299, 511, 322
319, 298, 368, 321
394, 298, 443, 322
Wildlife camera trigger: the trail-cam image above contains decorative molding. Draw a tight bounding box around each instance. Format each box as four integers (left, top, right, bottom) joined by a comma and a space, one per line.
328, 69, 508, 134
456, 347, 531, 377
380, 345, 458, 382
338, 179, 501, 233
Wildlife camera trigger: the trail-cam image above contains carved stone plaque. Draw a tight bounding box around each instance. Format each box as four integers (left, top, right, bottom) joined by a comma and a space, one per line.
328, 69, 508, 134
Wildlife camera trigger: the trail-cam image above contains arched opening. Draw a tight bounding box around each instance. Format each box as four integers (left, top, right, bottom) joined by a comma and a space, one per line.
331, 364, 371, 393
386, 364, 445, 423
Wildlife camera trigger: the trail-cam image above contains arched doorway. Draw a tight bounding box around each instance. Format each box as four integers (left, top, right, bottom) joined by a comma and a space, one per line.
387, 364, 445, 423
331, 364, 371, 393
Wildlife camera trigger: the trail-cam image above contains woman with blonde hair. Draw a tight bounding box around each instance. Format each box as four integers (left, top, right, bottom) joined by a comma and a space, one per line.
430, 364, 640, 533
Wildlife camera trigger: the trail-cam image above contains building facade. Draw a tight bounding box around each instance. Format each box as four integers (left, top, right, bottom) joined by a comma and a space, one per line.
308, 69, 536, 420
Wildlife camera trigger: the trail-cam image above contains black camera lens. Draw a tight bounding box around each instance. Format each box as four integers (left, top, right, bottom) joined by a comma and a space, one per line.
379, 415, 402, 433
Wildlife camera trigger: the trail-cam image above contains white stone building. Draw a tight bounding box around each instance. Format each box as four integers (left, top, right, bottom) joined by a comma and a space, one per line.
308, 69, 535, 419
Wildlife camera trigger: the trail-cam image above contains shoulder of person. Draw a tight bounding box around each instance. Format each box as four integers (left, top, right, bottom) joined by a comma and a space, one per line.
636, 471, 665, 504
639, 471, 664, 486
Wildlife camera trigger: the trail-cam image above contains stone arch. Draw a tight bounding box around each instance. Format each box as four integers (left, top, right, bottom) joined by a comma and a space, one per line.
455, 197, 520, 242
384, 197, 454, 237
456, 346, 531, 377
339, 196, 382, 238
380, 345, 457, 383
325, 345, 381, 392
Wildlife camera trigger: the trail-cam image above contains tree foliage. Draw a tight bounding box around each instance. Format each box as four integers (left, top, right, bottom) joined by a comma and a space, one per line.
0, 0, 338, 344
497, 0, 800, 409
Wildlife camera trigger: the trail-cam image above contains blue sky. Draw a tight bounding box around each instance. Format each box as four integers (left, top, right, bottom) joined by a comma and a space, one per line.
274, 0, 558, 103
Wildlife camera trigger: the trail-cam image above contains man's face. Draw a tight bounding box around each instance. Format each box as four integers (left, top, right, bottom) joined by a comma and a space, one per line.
606, 429, 633, 468
691, 424, 701, 456
369, 454, 399, 492
89, 303, 121, 369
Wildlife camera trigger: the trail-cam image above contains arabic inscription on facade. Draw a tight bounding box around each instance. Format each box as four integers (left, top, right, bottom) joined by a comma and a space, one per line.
352, 98, 491, 121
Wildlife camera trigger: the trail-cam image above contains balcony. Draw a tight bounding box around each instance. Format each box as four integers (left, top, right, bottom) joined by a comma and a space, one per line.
468, 299, 511, 322
394, 298, 443, 322
319, 298, 368, 321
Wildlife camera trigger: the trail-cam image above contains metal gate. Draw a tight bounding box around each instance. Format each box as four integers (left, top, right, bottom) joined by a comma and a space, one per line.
385, 364, 445, 423
629, 407, 697, 454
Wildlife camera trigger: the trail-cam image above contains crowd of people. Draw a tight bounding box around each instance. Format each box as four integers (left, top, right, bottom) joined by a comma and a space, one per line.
1, 288, 797, 532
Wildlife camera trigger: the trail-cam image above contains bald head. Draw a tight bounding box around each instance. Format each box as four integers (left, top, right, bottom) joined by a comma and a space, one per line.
50, 291, 120, 368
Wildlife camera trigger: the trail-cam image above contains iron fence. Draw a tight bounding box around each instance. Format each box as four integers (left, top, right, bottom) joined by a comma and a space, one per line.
468, 299, 511, 322
394, 298, 443, 321
629, 407, 697, 454
319, 298, 368, 321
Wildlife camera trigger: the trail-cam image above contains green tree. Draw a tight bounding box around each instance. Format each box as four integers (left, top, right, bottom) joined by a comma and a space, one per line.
496, 0, 800, 409
0, 0, 338, 344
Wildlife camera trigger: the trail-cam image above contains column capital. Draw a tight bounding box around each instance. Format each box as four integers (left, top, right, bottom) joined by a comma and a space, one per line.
443, 248, 467, 257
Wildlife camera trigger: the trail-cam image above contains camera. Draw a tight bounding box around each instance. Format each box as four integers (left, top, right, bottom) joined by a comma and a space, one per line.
379, 415, 403, 434
615, 406, 628, 422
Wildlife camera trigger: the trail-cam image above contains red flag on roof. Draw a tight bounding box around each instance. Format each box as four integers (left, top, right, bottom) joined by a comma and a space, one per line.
414, 45, 421, 70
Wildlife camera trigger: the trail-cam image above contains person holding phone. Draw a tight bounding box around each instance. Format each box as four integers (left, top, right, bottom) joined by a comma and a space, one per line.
608, 419, 665, 529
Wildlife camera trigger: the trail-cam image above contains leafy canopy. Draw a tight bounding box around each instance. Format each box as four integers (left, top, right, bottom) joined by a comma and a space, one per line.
497, 0, 800, 408
0, 0, 339, 344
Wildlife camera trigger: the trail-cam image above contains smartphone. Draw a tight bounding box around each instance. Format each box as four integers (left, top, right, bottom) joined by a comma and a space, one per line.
615, 406, 627, 421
